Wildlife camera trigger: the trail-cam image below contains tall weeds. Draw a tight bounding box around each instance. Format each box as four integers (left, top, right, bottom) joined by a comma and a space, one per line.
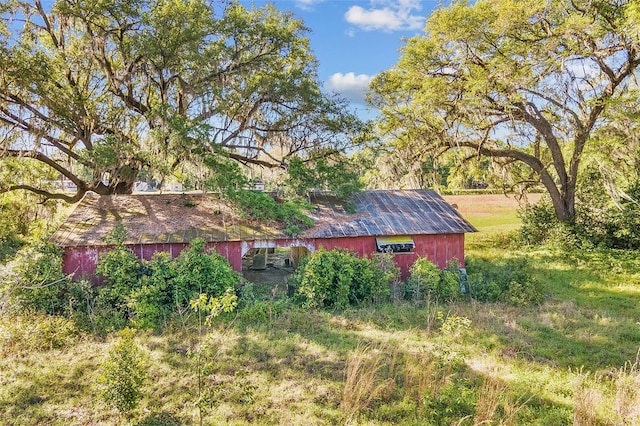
573, 350, 640, 426
473, 376, 504, 425
341, 343, 395, 422
614, 349, 640, 425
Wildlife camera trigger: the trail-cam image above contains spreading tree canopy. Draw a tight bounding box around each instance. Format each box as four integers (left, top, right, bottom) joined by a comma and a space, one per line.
0, 0, 365, 202
369, 0, 640, 222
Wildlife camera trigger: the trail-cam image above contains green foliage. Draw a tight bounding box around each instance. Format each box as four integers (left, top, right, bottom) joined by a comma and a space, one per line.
407, 258, 463, 303
424, 378, 477, 425
128, 281, 168, 331
84, 229, 241, 331
287, 156, 363, 199
128, 252, 174, 330
0, 1, 363, 201
371, 253, 403, 302
369, 0, 640, 223
293, 248, 389, 309
98, 328, 147, 414
0, 314, 79, 353
3, 242, 73, 315
189, 288, 238, 326
201, 152, 249, 194
171, 238, 241, 309
0, 164, 60, 260
236, 299, 291, 328
95, 227, 143, 314
574, 178, 640, 250
0, 193, 28, 262
518, 199, 562, 246
466, 257, 545, 306
228, 190, 313, 236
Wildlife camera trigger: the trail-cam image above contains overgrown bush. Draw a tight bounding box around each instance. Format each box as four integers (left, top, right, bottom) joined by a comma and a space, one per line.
520, 179, 640, 250
466, 257, 545, 306
0, 314, 79, 353
171, 238, 241, 309
372, 253, 402, 302
407, 258, 463, 304
293, 248, 389, 309
574, 181, 640, 250
2, 242, 77, 315
0, 192, 58, 263
97, 328, 147, 414
518, 198, 565, 246
28, 225, 239, 332
127, 252, 174, 330
95, 239, 143, 315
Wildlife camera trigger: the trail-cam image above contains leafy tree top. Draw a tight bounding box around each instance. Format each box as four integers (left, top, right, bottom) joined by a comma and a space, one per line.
0, 0, 367, 202
369, 0, 640, 222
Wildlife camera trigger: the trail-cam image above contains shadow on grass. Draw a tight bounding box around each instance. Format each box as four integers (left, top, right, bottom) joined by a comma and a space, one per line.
465, 248, 640, 371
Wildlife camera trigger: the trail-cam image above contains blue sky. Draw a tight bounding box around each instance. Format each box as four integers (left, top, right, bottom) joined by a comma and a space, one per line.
243, 0, 442, 117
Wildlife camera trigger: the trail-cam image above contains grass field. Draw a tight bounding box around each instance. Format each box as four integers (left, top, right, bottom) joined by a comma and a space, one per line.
444, 192, 542, 233
1, 193, 639, 425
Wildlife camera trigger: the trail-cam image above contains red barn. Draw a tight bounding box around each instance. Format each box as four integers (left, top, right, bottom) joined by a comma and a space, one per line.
51, 189, 476, 282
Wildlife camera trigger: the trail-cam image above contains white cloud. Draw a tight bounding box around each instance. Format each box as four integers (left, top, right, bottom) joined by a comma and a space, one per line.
294, 0, 324, 11
325, 72, 374, 105
345, 0, 426, 32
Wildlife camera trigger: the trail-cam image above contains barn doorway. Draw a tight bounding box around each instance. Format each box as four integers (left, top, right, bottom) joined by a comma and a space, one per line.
241, 245, 310, 286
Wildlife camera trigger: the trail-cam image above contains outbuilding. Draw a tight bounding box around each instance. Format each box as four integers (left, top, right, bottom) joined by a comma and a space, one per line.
51, 189, 476, 282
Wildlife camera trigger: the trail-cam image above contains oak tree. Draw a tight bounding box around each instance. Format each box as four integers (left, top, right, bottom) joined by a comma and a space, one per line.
369, 0, 640, 222
0, 0, 364, 202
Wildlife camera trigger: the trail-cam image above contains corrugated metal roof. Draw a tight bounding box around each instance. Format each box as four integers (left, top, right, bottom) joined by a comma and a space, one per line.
305, 190, 477, 238
51, 189, 476, 247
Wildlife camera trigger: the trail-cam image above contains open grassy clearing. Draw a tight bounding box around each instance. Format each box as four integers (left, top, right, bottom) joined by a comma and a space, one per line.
1, 193, 639, 425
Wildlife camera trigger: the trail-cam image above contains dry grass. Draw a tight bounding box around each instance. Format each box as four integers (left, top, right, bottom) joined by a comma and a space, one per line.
573, 369, 603, 426
473, 376, 505, 425
341, 343, 396, 423
614, 350, 640, 425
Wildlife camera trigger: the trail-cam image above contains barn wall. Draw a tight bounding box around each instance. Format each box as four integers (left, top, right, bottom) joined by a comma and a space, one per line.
62, 233, 466, 283
413, 234, 466, 269
313, 234, 466, 281
207, 241, 243, 273
63, 241, 245, 283
314, 236, 375, 257
62, 246, 113, 281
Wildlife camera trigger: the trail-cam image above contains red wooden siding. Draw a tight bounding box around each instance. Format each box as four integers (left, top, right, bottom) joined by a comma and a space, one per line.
63, 242, 239, 284
62, 246, 112, 280
208, 241, 243, 273
62, 233, 465, 284
314, 234, 465, 281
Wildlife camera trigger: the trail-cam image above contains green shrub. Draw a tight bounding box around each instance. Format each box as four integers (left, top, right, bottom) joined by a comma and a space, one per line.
407, 258, 463, 303
95, 226, 143, 315
128, 281, 167, 331
171, 238, 241, 309
98, 328, 147, 414
518, 198, 561, 245
236, 299, 291, 328
466, 258, 545, 306
4, 242, 73, 315
500, 276, 545, 307
372, 253, 402, 302
128, 252, 175, 330
293, 248, 389, 309
424, 377, 477, 425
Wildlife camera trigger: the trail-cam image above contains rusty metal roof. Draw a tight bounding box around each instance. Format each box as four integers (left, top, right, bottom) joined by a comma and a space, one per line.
51, 189, 476, 247
304, 190, 477, 238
